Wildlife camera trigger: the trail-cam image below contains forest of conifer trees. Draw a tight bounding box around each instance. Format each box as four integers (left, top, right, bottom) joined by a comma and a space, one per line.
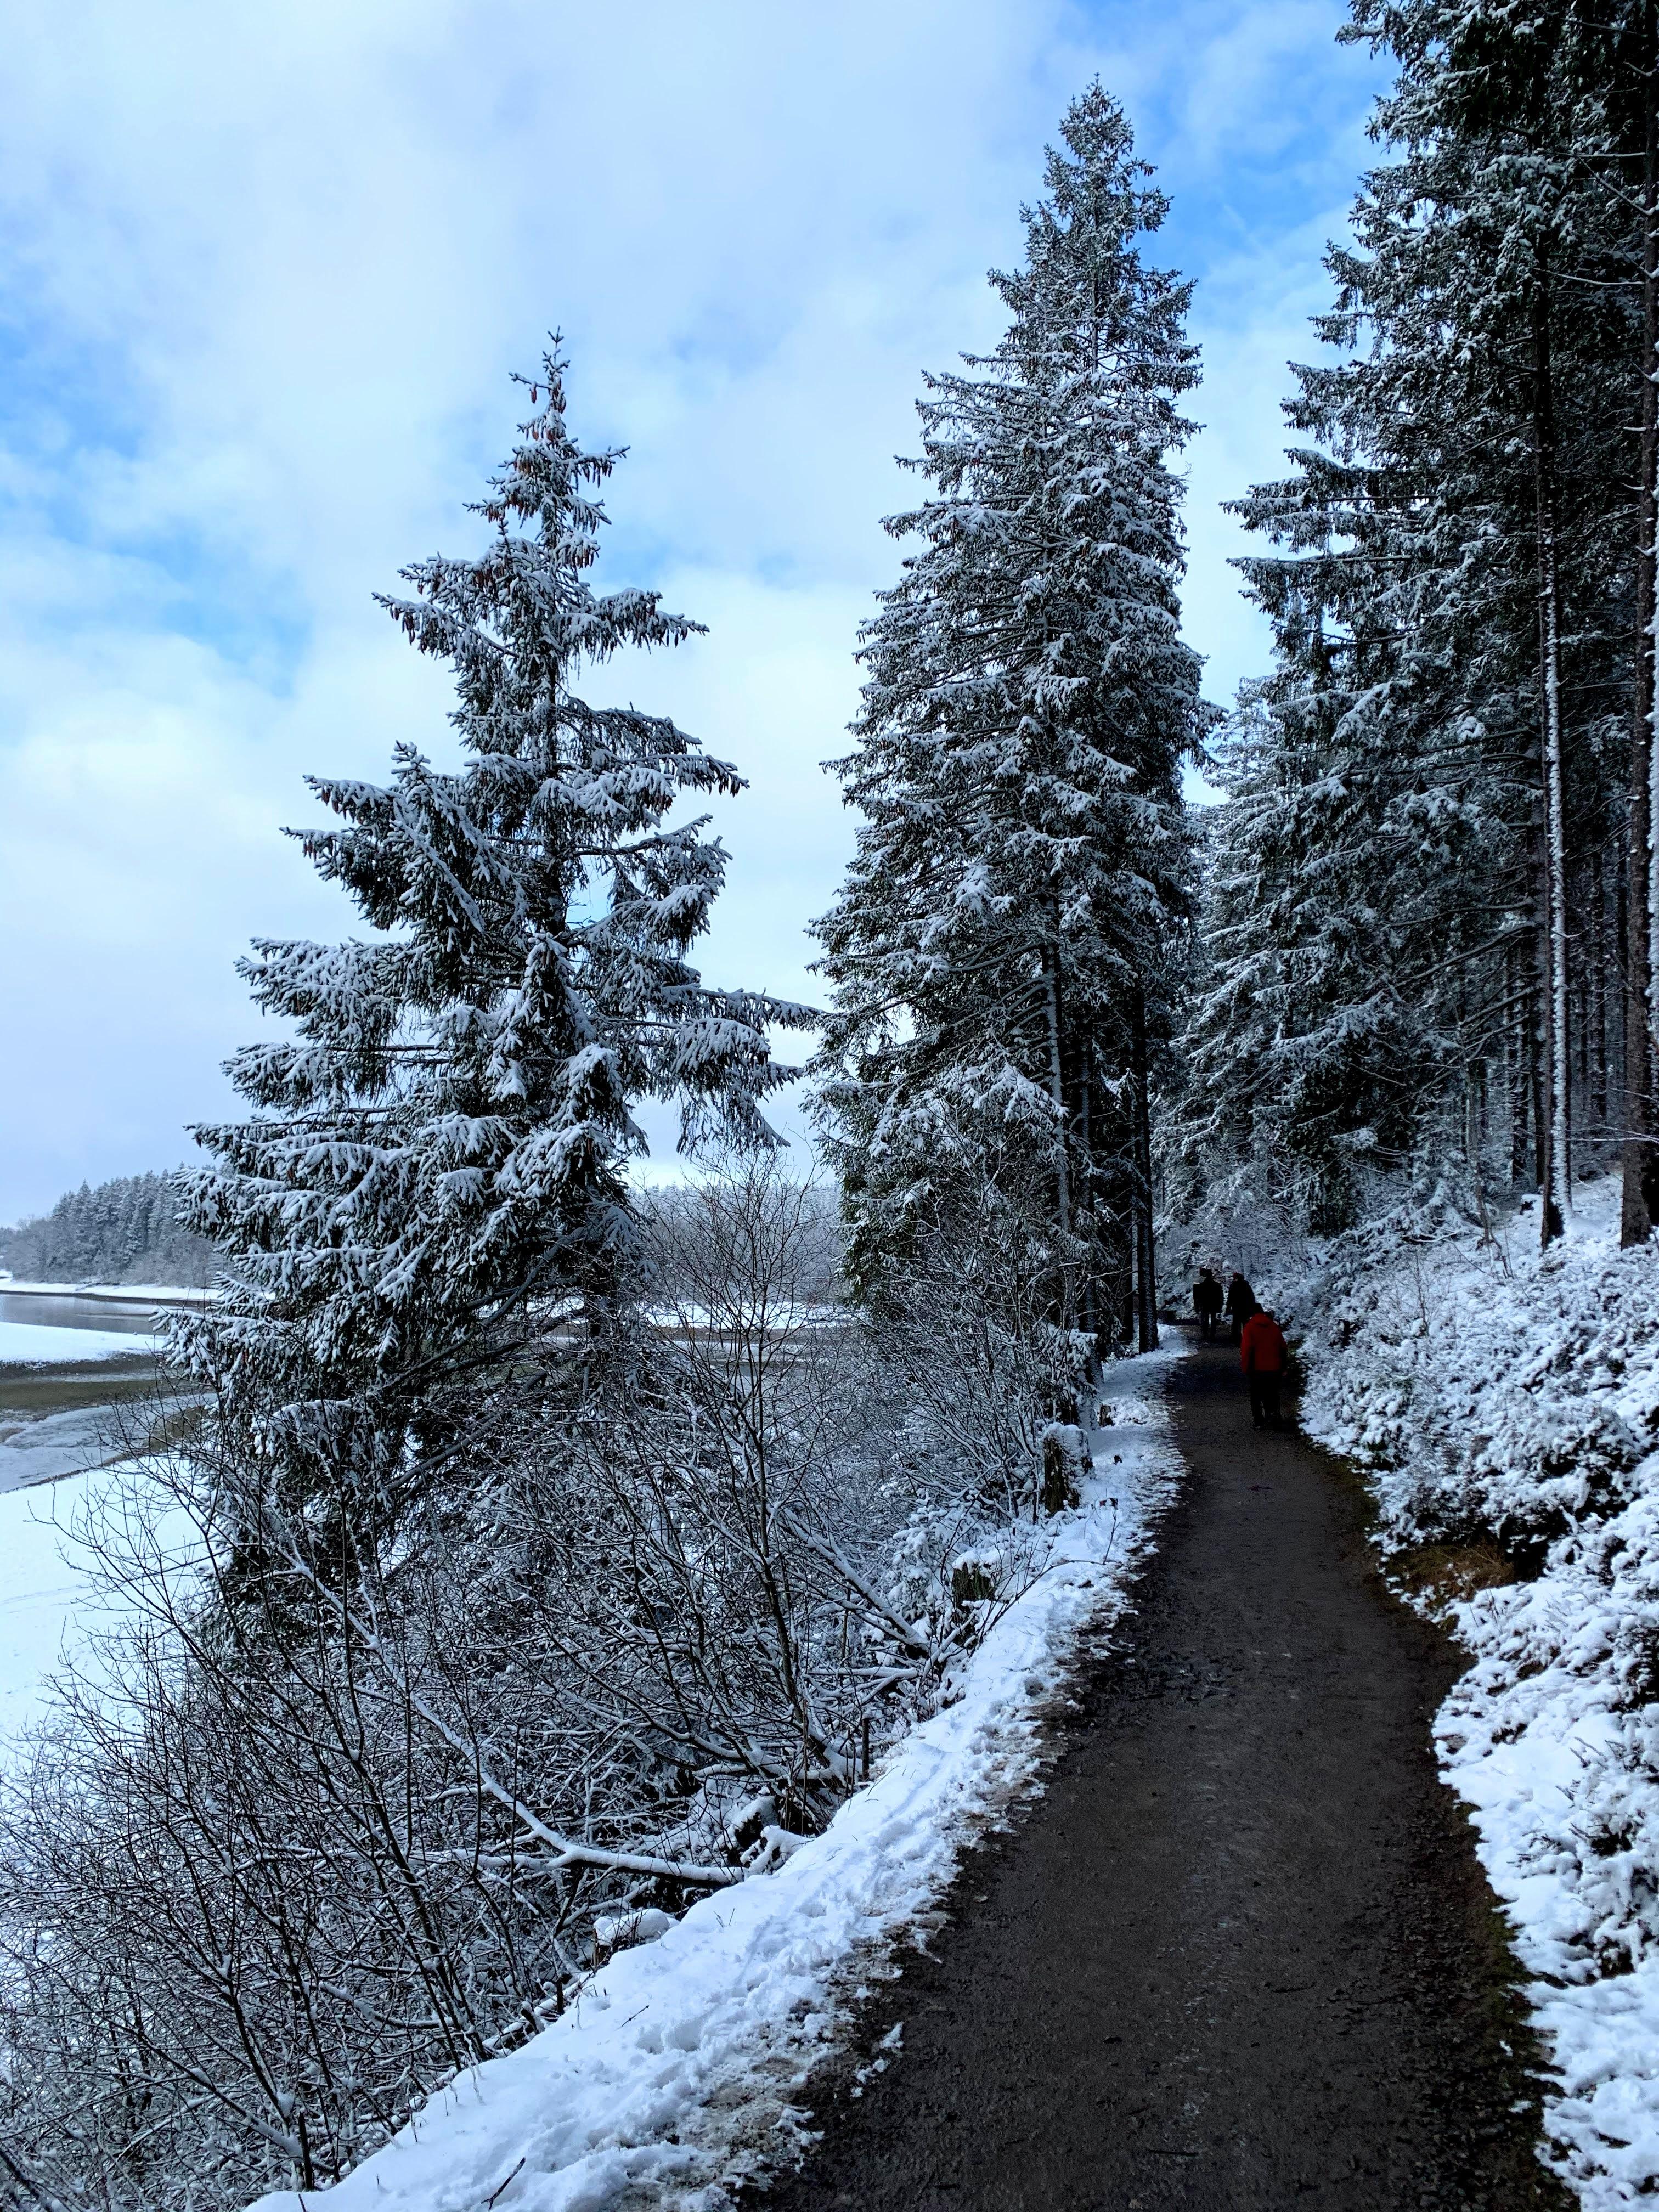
0, 1173, 215, 1286
1177, 0, 1659, 1259
2, 3, 1658, 2203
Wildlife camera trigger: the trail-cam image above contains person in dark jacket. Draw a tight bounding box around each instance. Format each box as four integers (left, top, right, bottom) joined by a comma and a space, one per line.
1240, 1305, 1288, 1429
1193, 1267, 1223, 1340
1225, 1271, 1257, 1345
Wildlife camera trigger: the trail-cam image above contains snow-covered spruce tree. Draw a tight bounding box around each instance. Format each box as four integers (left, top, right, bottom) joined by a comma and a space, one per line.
172, 350, 804, 1538
816, 86, 1204, 1357
1173, 0, 1643, 1244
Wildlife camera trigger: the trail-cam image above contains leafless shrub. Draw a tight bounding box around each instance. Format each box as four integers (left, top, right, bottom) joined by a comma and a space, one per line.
0, 1161, 1053, 2212
860, 1163, 1098, 1522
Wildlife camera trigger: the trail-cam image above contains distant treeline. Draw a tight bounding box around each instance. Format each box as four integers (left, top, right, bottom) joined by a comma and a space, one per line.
0, 1172, 216, 1287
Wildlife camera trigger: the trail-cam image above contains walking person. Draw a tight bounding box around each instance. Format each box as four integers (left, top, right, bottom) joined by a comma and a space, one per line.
1225, 1270, 1257, 1345
1240, 1304, 1289, 1430
1193, 1266, 1223, 1341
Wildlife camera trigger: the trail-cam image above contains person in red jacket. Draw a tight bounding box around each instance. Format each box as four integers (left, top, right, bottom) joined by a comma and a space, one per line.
1240, 1306, 1289, 1430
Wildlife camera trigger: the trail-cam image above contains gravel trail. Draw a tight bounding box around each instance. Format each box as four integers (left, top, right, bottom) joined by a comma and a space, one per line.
753, 1338, 1570, 2210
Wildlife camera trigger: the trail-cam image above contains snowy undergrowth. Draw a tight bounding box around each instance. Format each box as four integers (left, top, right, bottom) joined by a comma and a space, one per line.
1293, 1178, 1659, 2205
247, 1350, 1186, 2212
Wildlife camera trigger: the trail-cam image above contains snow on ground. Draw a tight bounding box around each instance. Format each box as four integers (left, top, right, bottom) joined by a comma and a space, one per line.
0, 1320, 155, 1362
0, 1404, 133, 1490
0, 1472, 96, 1742
1290, 1177, 1659, 2207
247, 1348, 1187, 2212
0, 1464, 193, 1752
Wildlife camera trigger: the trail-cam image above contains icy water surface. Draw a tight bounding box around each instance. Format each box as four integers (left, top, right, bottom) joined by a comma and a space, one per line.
0, 1292, 158, 1336
0, 1299, 165, 1490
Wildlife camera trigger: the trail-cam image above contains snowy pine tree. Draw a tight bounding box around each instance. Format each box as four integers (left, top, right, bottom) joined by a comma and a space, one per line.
816, 86, 1205, 1353
173, 350, 805, 1517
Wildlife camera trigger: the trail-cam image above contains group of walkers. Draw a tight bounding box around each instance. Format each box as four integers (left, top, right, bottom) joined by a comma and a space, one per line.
1190, 1266, 1251, 1345
1192, 1266, 1289, 1431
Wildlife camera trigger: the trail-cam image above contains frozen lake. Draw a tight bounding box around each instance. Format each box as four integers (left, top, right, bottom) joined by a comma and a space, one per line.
0, 1319, 156, 1364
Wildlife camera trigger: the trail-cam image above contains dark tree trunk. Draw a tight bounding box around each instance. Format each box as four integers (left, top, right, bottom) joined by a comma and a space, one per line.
1041, 932, 1074, 1323
1077, 1044, 1101, 1359
1130, 987, 1158, 1353
1592, 847, 1609, 1138
1533, 275, 1569, 1245
1624, 0, 1659, 1243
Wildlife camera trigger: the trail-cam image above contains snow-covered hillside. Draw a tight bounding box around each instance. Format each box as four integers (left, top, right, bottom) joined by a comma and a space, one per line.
1294, 1180, 1659, 2205
244, 1355, 1184, 2212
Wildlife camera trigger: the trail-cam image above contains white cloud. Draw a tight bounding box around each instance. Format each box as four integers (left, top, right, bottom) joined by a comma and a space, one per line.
0, 0, 1379, 1214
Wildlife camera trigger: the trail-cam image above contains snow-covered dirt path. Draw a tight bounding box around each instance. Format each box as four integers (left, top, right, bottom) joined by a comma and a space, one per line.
757, 1341, 1568, 2210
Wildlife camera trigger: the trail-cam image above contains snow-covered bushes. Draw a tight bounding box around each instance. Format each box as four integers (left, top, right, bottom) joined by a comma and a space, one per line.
495, 1162, 1053, 1858
866, 1165, 1108, 1526
1295, 1179, 1659, 2203
0, 1164, 1075, 2212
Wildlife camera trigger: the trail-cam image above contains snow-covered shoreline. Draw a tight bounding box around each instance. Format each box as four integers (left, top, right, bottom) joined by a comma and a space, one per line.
1291, 1181, 1659, 2207
0, 1321, 157, 1364
246, 1348, 1186, 2212
0, 1278, 210, 1306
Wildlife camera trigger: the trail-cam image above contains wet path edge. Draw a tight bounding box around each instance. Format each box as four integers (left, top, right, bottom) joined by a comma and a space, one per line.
746, 1338, 1570, 2212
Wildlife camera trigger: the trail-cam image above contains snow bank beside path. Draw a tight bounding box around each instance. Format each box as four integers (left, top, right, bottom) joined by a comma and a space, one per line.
1294, 1181, 1659, 2206
249, 1350, 1186, 2212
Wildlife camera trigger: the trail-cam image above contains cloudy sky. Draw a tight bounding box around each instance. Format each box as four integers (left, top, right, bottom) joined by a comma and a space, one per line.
0, 0, 1383, 1220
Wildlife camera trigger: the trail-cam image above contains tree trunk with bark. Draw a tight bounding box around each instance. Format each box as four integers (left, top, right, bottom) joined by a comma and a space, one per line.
1533, 275, 1571, 1245
1041, 936, 1074, 1325
1130, 986, 1158, 1353
1625, 2, 1659, 1244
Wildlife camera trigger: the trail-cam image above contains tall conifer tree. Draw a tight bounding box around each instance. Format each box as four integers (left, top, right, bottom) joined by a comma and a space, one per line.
173, 351, 802, 1519
816, 87, 1204, 1351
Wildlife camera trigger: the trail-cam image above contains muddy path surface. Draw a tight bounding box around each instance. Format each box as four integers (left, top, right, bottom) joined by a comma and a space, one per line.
752, 1339, 1568, 2211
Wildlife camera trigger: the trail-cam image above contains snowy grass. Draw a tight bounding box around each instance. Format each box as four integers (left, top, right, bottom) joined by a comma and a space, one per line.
1293, 1178, 1659, 2206
245, 1347, 1187, 2212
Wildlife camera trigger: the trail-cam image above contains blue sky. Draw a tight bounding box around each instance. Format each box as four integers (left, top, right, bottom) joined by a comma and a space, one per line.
0, 0, 1384, 1220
